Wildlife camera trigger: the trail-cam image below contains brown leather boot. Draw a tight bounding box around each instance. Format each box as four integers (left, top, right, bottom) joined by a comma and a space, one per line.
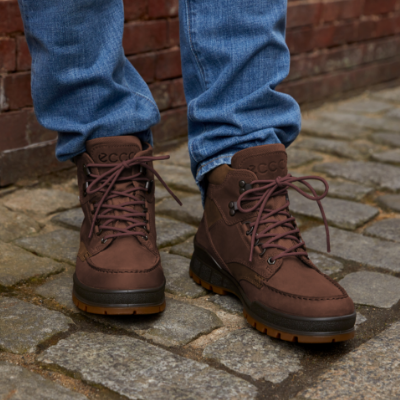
72, 135, 180, 315
190, 143, 355, 343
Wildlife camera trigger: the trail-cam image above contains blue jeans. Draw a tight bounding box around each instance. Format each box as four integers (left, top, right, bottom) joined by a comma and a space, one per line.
18, 0, 301, 196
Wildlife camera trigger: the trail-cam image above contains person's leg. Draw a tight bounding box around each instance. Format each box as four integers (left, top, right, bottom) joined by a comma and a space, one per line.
17, 0, 176, 315
179, 0, 301, 195
17, 0, 160, 161
180, 0, 356, 343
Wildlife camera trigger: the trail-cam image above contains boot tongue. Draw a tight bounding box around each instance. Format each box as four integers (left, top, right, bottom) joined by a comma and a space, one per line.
85, 136, 145, 238
231, 144, 287, 180
85, 136, 142, 164
231, 144, 295, 255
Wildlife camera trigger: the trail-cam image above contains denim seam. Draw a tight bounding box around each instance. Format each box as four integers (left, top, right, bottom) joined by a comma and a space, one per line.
184, 0, 207, 91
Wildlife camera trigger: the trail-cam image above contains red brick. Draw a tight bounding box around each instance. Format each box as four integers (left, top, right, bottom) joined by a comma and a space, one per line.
169, 78, 186, 107
155, 48, 182, 80
168, 18, 180, 46
287, 36, 400, 81
123, 20, 168, 55
149, 81, 171, 111
26, 109, 57, 144
357, 19, 377, 41
152, 106, 187, 143
148, 0, 179, 18
321, 0, 364, 23
364, 0, 397, 15
0, 109, 29, 151
287, 1, 321, 29
0, 37, 16, 72
280, 57, 400, 104
124, 0, 147, 21
0, 0, 24, 34
0, 139, 73, 187
2, 72, 32, 110
128, 52, 156, 83
286, 27, 316, 54
17, 36, 31, 71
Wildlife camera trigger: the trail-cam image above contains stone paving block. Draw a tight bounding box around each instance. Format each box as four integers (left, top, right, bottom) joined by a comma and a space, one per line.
161, 252, 207, 298
3, 188, 79, 216
14, 229, 80, 265
155, 186, 172, 202
300, 119, 368, 140
372, 132, 400, 147
336, 98, 392, 114
297, 138, 362, 159
289, 190, 379, 230
314, 161, 400, 191
169, 236, 194, 258
376, 194, 400, 213
0, 205, 42, 242
372, 86, 400, 103
35, 269, 77, 313
302, 226, 400, 272
0, 362, 88, 400
38, 332, 257, 400
339, 271, 400, 308
0, 241, 65, 287
386, 107, 400, 120
308, 251, 344, 275
85, 298, 222, 347
165, 144, 191, 168
160, 164, 199, 193
319, 111, 399, 132
51, 208, 83, 231
156, 194, 203, 225
295, 179, 374, 201
0, 297, 73, 354
372, 149, 400, 165
209, 294, 242, 314
286, 148, 322, 168
203, 328, 305, 384
156, 216, 197, 248
296, 321, 400, 399
364, 219, 400, 242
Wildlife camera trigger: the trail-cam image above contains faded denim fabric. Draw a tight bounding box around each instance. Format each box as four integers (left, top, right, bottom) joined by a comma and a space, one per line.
17, 0, 300, 197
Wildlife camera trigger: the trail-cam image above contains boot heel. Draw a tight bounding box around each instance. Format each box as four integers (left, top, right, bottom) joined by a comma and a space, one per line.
189, 245, 238, 296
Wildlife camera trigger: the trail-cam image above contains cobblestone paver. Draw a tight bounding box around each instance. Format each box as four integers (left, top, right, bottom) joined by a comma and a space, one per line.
0, 298, 73, 354
38, 332, 257, 399
2, 86, 400, 398
0, 362, 88, 400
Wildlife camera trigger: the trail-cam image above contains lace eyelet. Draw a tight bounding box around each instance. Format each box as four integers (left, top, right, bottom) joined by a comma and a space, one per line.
267, 257, 276, 265
101, 238, 107, 244
239, 180, 246, 188
246, 226, 254, 235
142, 235, 148, 241
259, 248, 267, 257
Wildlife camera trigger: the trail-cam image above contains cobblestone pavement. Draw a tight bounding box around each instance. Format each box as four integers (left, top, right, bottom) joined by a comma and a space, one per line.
1, 86, 400, 399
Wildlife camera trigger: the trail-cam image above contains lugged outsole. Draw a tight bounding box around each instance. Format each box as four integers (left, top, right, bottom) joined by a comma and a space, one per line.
189, 269, 355, 344
72, 294, 166, 315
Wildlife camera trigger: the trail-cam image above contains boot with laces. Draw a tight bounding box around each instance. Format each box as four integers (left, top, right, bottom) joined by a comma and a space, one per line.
190, 143, 356, 343
72, 135, 180, 315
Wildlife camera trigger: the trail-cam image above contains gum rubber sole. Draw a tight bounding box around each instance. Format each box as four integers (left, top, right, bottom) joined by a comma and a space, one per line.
189, 266, 355, 344
72, 293, 166, 315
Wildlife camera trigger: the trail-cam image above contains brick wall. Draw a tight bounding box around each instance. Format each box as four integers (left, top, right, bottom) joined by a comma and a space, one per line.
1, 0, 400, 185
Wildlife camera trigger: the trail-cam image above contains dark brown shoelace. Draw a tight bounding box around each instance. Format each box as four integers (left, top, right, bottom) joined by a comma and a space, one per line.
85, 155, 181, 242
236, 175, 330, 263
